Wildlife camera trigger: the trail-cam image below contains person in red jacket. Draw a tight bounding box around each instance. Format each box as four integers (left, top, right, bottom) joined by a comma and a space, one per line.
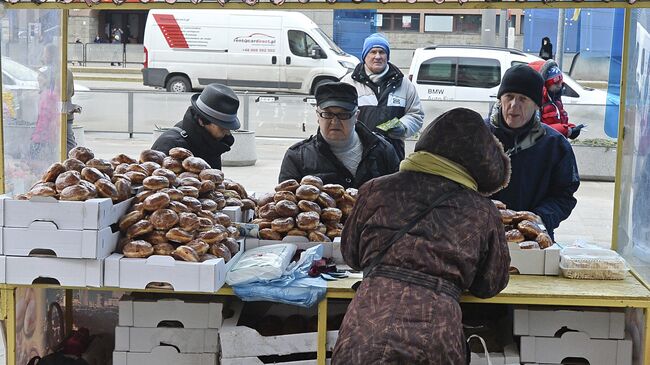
529, 59, 585, 139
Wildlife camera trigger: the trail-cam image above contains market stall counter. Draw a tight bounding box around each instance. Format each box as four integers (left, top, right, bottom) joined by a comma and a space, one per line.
0, 267, 649, 364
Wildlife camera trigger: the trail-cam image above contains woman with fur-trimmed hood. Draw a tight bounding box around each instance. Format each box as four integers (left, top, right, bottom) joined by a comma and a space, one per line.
332, 108, 511, 365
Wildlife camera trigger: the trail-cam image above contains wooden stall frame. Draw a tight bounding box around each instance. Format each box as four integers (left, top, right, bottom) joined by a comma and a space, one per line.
0, 1, 649, 365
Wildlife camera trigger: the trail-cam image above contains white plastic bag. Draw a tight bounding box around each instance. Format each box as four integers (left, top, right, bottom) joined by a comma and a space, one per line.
226, 243, 297, 286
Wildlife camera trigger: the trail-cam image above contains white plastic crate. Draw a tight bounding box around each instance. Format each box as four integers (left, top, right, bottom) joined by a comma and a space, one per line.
245, 236, 343, 264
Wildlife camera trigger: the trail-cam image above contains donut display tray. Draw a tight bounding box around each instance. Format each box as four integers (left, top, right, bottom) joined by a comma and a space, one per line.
508, 243, 561, 276
5, 255, 103, 287
104, 239, 244, 292
2, 222, 119, 259
0, 195, 134, 230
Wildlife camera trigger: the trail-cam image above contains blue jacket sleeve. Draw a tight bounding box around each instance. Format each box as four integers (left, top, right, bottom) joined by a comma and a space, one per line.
532, 142, 580, 233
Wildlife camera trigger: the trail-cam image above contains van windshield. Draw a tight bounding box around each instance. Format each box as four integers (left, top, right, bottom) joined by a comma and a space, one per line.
314, 28, 345, 56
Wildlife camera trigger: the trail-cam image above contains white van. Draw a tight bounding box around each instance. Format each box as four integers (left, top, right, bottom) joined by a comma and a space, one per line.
143, 9, 359, 94
407, 45, 608, 106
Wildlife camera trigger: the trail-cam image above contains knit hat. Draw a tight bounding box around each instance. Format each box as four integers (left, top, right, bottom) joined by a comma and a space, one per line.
497, 64, 544, 107
362, 33, 390, 62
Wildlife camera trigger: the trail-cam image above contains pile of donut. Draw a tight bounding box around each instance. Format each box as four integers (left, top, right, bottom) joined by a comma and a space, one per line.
253, 176, 358, 242
116, 147, 256, 263
495, 199, 553, 250
16, 146, 135, 202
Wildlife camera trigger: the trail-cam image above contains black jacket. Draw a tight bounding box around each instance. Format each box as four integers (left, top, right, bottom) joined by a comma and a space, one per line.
151, 107, 234, 169
487, 109, 579, 238
278, 123, 400, 189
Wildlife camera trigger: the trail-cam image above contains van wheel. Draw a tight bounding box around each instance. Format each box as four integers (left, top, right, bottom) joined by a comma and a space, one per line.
312, 79, 337, 95
166, 76, 191, 92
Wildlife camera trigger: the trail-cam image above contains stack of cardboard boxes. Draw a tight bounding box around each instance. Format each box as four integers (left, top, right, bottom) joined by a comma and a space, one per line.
114, 295, 223, 365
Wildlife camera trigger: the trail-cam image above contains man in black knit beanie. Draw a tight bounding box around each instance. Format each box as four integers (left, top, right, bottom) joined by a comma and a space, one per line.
487, 64, 580, 240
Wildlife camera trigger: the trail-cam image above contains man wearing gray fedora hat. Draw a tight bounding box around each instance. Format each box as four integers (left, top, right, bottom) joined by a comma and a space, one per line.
152, 83, 241, 169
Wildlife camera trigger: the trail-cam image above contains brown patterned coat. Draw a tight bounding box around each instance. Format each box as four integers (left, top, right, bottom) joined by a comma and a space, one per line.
332, 108, 511, 365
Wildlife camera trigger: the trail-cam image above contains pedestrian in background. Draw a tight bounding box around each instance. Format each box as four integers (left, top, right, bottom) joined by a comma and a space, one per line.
151, 83, 240, 169
539, 36, 554, 60
341, 33, 423, 161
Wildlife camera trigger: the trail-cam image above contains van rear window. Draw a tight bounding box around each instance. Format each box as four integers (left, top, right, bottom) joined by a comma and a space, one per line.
417, 57, 455, 85
457, 57, 501, 88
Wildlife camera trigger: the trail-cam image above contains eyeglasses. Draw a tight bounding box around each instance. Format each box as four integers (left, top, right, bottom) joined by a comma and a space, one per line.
316, 110, 356, 120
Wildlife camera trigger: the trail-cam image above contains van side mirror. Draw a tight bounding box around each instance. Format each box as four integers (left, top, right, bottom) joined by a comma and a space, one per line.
309, 45, 323, 59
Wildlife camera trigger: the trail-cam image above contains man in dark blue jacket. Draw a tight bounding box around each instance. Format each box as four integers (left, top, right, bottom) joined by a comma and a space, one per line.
487, 64, 580, 239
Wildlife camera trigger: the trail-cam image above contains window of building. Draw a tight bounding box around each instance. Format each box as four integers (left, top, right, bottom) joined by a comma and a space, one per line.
288, 30, 318, 58
377, 13, 420, 31
424, 15, 453, 32
496, 14, 519, 35
424, 14, 481, 34
417, 57, 456, 85
457, 57, 501, 88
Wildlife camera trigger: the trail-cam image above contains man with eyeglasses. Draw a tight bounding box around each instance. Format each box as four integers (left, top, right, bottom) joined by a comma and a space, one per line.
279, 82, 400, 189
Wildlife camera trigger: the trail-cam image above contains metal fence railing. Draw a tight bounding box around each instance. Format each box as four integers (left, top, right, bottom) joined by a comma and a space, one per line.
67, 42, 143, 67
70, 89, 614, 142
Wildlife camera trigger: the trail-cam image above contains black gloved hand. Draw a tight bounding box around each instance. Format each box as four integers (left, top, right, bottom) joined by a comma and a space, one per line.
568, 124, 585, 140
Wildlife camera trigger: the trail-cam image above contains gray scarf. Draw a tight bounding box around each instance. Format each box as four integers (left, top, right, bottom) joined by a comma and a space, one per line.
364, 64, 389, 85
326, 130, 363, 176
490, 100, 546, 157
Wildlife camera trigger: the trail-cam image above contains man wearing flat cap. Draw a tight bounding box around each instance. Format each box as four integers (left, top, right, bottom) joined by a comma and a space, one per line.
341, 33, 423, 160
279, 82, 399, 189
152, 83, 240, 169
487, 64, 580, 239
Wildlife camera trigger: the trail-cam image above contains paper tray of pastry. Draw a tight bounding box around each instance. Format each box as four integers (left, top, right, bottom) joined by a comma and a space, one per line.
104, 239, 244, 292
0, 195, 134, 230
4, 255, 103, 287
245, 236, 343, 264
508, 243, 561, 276
221, 206, 254, 224
559, 248, 629, 280
2, 222, 119, 259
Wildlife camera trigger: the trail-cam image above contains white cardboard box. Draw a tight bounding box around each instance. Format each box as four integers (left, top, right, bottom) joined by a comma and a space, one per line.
3, 223, 119, 259
118, 295, 223, 329
113, 346, 218, 365
514, 305, 625, 339
222, 358, 331, 365
0, 195, 133, 230
509, 243, 560, 275
0, 255, 6, 283
221, 206, 254, 223
220, 300, 339, 359
520, 331, 633, 365
470, 343, 520, 365
5, 256, 102, 287
105, 240, 243, 293
114, 326, 220, 353
245, 237, 343, 264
